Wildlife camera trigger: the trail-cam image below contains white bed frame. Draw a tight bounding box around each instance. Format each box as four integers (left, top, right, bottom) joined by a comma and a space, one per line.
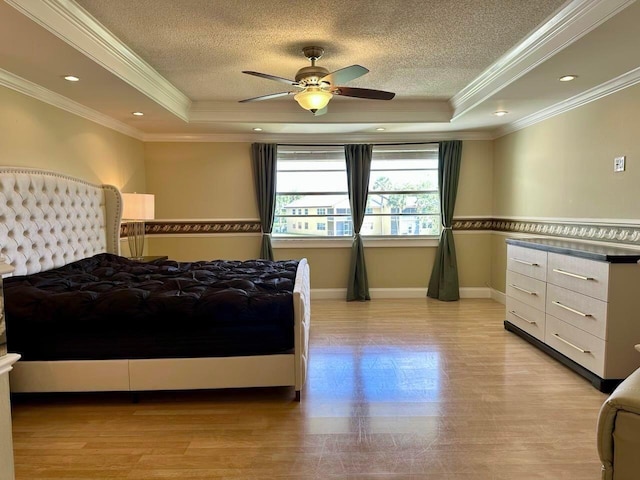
0, 167, 310, 399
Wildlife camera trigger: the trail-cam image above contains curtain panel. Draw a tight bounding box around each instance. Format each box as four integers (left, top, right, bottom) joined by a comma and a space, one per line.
427, 140, 463, 301
345, 144, 373, 301
251, 143, 277, 260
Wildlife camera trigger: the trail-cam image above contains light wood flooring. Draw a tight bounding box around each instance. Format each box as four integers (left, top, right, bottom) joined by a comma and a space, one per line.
10, 299, 609, 479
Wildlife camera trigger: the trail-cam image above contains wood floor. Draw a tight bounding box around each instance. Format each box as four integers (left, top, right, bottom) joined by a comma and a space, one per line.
10, 299, 608, 479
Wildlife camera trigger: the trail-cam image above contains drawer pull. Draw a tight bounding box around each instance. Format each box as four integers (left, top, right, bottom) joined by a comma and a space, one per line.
552, 268, 594, 281
509, 310, 536, 325
552, 333, 590, 354
510, 258, 540, 267
551, 301, 592, 318
509, 284, 538, 296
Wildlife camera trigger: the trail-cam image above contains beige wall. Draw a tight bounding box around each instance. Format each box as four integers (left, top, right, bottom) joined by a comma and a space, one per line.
0, 86, 145, 191
493, 83, 640, 219
145, 140, 494, 290
1, 86, 146, 258
456, 140, 494, 216
9, 75, 640, 295
491, 83, 640, 292
145, 142, 257, 219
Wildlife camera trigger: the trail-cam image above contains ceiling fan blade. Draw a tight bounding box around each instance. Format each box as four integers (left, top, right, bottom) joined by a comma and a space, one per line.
238, 91, 295, 103
332, 86, 395, 100
321, 65, 369, 86
313, 106, 328, 116
242, 71, 299, 86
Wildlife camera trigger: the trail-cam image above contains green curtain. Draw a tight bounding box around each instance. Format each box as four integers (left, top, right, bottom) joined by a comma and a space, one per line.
251, 143, 277, 260
427, 140, 463, 301
345, 144, 372, 301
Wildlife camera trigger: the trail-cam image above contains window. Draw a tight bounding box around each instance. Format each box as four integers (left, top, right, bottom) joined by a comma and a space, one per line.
274, 144, 440, 237
367, 144, 440, 236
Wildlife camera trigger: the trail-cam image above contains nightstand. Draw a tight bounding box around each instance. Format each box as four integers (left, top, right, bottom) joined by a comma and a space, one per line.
128, 256, 168, 263
1, 260, 19, 480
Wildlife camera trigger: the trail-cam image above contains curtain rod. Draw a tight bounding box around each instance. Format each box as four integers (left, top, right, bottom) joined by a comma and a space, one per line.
277, 141, 441, 147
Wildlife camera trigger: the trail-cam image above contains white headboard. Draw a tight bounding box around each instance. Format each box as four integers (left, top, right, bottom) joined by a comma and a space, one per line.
0, 167, 122, 276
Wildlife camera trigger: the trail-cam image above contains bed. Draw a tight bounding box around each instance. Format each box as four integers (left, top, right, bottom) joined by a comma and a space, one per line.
0, 167, 310, 399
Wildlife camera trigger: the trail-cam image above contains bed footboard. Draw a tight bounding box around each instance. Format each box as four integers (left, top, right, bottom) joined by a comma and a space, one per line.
293, 258, 311, 401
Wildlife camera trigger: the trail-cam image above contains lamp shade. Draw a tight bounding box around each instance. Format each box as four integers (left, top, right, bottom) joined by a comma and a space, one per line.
294, 87, 333, 111
122, 193, 155, 220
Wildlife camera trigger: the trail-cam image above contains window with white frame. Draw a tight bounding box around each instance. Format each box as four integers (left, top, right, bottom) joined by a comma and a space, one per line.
274, 144, 440, 237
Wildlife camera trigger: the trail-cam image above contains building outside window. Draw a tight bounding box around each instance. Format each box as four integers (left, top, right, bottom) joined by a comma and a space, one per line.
274, 144, 440, 237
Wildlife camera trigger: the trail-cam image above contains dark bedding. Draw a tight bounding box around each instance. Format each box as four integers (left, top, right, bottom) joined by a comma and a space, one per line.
4, 254, 299, 361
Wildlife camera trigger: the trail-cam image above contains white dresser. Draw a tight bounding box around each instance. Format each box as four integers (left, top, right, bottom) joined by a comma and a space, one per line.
0, 261, 19, 480
505, 238, 640, 392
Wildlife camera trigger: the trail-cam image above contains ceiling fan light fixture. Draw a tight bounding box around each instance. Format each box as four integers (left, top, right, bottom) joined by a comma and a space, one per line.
294, 87, 333, 112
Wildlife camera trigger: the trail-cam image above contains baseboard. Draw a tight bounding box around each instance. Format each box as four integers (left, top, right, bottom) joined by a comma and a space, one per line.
311, 287, 492, 299
459, 287, 491, 298
311, 289, 347, 299
491, 288, 506, 304
371, 288, 426, 298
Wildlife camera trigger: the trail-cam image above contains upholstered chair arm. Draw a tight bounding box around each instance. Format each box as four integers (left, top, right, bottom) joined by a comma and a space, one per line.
597, 363, 640, 480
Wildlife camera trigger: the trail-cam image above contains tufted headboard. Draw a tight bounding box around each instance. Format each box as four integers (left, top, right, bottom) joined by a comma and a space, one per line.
0, 167, 122, 276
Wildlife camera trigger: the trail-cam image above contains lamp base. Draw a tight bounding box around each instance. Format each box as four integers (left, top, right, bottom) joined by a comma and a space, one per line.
127, 221, 146, 258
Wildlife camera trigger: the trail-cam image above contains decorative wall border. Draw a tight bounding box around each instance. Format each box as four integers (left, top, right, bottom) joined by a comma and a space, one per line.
453, 217, 640, 247
119, 220, 261, 237
119, 218, 640, 247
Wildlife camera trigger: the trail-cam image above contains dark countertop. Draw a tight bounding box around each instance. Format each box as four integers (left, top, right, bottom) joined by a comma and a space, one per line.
506, 238, 640, 263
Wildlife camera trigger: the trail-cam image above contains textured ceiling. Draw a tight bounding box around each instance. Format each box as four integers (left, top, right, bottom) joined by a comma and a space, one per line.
4, 0, 636, 139
75, 0, 567, 101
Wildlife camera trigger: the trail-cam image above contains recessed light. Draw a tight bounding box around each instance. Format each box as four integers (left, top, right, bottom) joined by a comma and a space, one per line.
132, 112, 144, 116
253, 127, 263, 132
559, 75, 578, 82
493, 110, 508, 117
376, 127, 386, 131
63, 75, 80, 82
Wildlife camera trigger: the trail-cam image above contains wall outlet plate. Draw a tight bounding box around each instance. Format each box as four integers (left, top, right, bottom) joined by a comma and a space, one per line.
614, 156, 626, 172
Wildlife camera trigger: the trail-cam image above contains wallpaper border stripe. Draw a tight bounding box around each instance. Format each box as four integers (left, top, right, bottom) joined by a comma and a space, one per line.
121, 218, 640, 248
453, 217, 640, 246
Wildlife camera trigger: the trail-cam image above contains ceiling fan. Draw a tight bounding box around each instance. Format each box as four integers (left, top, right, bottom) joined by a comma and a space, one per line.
239, 46, 395, 115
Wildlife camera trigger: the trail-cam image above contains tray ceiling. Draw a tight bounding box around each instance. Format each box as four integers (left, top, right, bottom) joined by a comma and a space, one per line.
1, 0, 639, 141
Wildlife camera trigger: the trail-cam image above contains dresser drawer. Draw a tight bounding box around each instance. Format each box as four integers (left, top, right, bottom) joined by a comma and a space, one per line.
545, 315, 605, 376
507, 245, 547, 281
506, 270, 546, 311
506, 297, 545, 341
547, 253, 609, 300
546, 284, 608, 340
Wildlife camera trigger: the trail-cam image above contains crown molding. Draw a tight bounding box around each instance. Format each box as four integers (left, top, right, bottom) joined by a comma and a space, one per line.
141, 130, 494, 143
5, 0, 191, 122
0, 67, 144, 140
450, 0, 635, 122
494, 65, 640, 138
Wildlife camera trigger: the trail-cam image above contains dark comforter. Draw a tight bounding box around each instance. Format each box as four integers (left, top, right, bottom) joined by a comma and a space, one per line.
4, 254, 299, 361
